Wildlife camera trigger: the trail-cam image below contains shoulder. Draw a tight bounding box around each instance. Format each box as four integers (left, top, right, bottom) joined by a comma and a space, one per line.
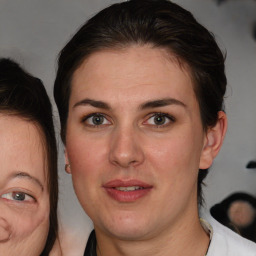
203, 212, 256, 256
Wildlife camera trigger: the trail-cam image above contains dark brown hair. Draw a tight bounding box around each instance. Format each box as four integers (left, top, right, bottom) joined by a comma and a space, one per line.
0, 58, 58, 255
54, 0, 227, 205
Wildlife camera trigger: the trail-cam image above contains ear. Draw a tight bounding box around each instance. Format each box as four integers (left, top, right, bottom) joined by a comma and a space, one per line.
199, 111, 227, 169
64, 149, 71, 174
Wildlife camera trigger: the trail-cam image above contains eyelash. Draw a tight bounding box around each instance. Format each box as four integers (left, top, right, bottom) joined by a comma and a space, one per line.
1, 191, 36, 203
81, 113, 111, 127
145, 112, 175, 128
81, 112, 175, 128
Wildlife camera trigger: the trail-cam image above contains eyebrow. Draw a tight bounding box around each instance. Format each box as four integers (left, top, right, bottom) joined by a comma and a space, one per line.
11, 172, 44, 191
73, 99, 111, 110
139, 98, 186, 110
72, 97, 186, 111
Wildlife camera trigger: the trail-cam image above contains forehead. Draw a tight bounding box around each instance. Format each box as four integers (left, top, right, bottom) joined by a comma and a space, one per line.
71, 46, 196, 107
0, 114, 47, 184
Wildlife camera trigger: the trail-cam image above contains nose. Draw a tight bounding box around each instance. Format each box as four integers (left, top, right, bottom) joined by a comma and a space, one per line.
109, 125, 145, 168
0, 217, 11, 242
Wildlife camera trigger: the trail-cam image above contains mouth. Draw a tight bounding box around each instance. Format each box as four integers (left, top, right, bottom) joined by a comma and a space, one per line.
103, 180, 153, 202
115, 186, 144, 191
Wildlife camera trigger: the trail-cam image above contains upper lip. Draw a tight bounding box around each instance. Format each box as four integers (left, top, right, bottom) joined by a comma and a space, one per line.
103, 179, 153, 188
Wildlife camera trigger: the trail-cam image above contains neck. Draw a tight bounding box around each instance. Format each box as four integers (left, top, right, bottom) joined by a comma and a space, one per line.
95, 209, 210, 256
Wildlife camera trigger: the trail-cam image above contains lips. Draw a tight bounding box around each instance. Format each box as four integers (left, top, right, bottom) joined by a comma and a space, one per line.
103, 179, 153, 202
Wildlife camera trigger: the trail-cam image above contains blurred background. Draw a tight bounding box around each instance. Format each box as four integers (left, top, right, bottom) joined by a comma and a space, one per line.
1, 0, 256, 253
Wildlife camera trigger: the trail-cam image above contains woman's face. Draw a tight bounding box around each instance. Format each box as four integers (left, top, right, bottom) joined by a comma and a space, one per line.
65, 46, 215, 240
0, 115, 50, 256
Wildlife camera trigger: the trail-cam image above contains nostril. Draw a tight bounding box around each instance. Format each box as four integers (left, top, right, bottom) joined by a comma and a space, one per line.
0, 218, 11, 242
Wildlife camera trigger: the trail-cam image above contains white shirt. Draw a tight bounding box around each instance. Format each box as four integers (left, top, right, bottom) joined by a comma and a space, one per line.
202, 213, 256, 256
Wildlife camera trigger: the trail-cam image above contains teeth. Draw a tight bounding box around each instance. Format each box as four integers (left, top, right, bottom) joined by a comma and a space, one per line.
115, 186, 142, 191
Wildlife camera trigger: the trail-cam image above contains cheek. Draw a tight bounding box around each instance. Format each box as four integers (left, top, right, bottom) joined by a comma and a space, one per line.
4, 193, 50, 241
67, 136, 108, 177
6, 213, 49, 256
10, 200, 50, 242
146, 130, 203, 197
148, 132, 200, 170
66, 137, 108, 210
13, 211, 48, 238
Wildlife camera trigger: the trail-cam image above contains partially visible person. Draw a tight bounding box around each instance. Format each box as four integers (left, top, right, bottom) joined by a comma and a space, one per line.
210, 192, 256, 242
54, 0, 256, 255
0, 58, 60, 255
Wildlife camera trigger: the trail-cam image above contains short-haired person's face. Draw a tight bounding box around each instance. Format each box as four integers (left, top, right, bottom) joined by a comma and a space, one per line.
65, 46, 224, 240
0, 115, 50, 256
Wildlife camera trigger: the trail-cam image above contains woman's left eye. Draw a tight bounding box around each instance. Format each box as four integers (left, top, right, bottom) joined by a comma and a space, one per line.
1, 192, 35, 202
145, 113, 174, 126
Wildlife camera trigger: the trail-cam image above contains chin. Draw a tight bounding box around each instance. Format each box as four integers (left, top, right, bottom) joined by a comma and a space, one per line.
97, 213, 153, 241
108, 226, 150, 241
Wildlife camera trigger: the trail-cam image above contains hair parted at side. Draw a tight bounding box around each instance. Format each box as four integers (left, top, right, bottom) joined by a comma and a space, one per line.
0, 58, 58, 256
54, 0, 227, 206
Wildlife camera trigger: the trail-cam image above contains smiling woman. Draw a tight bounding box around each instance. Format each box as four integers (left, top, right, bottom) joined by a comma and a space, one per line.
0, 59, 59, 256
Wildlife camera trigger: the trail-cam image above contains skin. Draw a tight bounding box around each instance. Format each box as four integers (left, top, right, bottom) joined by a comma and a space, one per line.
0, 114, 50, 256
228, 201, 256, 228
65, 45, 227, 256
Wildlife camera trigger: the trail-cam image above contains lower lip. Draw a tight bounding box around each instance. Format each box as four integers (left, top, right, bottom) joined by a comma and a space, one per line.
104, 187, 152, 202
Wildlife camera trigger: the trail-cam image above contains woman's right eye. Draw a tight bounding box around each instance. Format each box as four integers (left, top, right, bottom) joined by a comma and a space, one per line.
1, 192, 35, 202
83, 114, 111, 126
